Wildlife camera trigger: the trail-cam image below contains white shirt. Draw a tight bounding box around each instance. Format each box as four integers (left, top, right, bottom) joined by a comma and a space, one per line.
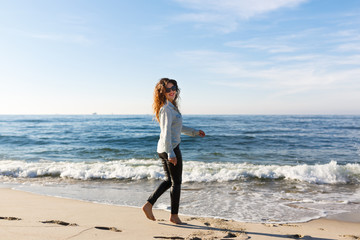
157, 101, 199, 158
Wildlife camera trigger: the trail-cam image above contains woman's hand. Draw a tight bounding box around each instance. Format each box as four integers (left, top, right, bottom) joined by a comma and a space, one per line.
198, 130, 206, 137
169, 157, 177, 166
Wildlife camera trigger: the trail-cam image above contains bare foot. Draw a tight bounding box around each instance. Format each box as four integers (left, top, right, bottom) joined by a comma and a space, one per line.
170, 214, 183, 224
142, 202, 156, 221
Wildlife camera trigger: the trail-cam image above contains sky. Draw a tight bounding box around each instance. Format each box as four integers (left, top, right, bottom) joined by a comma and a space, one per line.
1, 0, 360, 115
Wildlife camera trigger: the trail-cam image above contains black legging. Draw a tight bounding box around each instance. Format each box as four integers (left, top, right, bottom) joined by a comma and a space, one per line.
147, 145, 182, 214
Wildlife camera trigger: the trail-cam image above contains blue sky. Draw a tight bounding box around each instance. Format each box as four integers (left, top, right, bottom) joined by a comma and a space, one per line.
1, 0, 359, 114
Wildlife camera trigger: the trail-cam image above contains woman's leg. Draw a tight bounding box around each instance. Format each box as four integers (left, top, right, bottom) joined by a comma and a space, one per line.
147, 152, 172, 205
143, 152, 171, 221
168, 145, 182, 215
143, 145, 183, 223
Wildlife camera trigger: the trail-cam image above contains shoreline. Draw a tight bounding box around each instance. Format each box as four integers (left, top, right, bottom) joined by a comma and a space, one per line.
1, 188, 359, 240
6, 184, 360, 224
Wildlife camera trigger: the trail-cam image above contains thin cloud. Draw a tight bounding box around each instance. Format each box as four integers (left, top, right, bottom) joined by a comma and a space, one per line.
175, 49, 360, 97
272, 54, 320, 62
337, 43, 360, 52
174, 0, 308, 19
329, 29, 360, 52
224, 27, 328, 54
225, 40, 296, 53
176, 50, 270, 77
173, 0, 308, 32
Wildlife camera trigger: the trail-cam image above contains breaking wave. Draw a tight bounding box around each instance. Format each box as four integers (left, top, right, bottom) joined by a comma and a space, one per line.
1, 160, 359, 184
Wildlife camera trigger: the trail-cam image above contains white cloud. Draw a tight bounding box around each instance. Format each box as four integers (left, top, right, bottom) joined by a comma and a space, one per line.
328, 29, 360, 52
173, 0, 308, 32
177, 49, 360, 114
337, 43, 360, 52
176, 49, 360, 97
175, 0, 308, 19
173, 12, 238, 33
176, 50, 267, 78
226, 40, 296, 53
272, 54, 320, 62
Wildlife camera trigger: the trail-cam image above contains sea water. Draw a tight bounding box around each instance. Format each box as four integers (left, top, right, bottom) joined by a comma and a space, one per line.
1, 115, 360, 223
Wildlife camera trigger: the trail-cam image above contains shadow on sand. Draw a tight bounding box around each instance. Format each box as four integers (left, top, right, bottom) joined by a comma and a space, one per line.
158, 222, 336, 240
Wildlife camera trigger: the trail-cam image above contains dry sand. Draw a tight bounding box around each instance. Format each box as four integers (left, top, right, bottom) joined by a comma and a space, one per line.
0, 188, 359, 240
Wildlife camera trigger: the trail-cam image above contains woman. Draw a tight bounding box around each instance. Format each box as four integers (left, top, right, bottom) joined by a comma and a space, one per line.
142, 78, 205, 224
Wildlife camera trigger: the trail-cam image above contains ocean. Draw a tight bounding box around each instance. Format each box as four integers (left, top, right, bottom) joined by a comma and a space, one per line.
1, 114, 359, 223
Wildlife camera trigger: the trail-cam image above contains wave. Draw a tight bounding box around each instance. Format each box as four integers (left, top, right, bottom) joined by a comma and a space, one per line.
0, 160, 359, 184
0, 135, 49, 146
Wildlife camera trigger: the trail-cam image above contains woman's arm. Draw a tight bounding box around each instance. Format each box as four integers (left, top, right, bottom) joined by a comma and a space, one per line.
182, 125, 205, 137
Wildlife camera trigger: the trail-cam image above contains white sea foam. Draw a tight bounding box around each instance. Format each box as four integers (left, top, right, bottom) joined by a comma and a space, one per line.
0, 160, 359, 184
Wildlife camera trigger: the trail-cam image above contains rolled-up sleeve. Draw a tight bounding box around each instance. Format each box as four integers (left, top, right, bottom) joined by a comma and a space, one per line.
159, 108, 176, 159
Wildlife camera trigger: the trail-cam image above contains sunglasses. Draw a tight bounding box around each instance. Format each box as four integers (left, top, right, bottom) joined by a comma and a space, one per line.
165, 85, 177, 93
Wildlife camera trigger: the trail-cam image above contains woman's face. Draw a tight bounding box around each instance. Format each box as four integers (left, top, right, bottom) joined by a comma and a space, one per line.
165, 82, 177, 103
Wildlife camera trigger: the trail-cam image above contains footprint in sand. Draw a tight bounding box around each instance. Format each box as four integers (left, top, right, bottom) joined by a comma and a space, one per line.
94, 226, 122, 232
0, 216, 22, 221
40, 220, 78, 226
263, 223, 278, 227
279, 224, 299, 227
153, 236, 185, 239
40, 220, 122, 233
340, 235, 360, 240
223, 232, 237, 238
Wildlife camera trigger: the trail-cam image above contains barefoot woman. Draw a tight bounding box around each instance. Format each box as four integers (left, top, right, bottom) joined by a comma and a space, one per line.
142, 78, 205, 224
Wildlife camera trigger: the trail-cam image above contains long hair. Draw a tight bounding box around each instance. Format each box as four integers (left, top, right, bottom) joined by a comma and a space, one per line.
153, 78, 180, 122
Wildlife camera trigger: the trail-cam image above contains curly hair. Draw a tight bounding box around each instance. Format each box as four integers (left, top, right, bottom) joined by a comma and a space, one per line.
153, 78, 180, 122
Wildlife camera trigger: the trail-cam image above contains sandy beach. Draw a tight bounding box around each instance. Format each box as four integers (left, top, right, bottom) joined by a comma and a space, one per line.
0, 188, 359, 240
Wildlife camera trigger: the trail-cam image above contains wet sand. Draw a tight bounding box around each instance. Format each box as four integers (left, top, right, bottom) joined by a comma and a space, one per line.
0, 188, 359, 240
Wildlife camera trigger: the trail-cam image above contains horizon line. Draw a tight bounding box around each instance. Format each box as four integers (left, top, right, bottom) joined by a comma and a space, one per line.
1, 113, 359, 116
